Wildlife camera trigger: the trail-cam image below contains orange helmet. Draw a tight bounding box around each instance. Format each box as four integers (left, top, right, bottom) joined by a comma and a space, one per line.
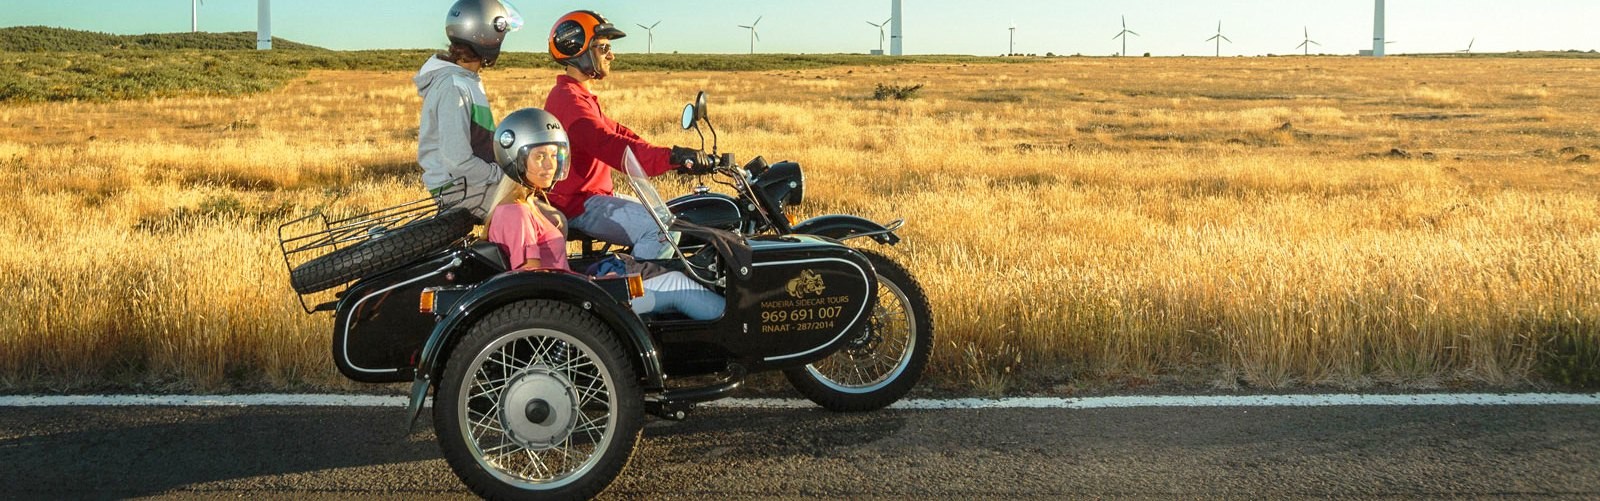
549, 10, 626, 78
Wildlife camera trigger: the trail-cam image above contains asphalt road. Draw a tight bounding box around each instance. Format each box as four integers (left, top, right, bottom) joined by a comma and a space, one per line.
2, 403, 1598, 499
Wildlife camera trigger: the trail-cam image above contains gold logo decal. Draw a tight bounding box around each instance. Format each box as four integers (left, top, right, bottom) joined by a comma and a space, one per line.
786, 270, 825, 298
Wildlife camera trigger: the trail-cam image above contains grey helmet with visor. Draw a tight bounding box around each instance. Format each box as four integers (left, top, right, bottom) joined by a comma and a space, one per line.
494, 108, 571, 189
445, 0, 523, 67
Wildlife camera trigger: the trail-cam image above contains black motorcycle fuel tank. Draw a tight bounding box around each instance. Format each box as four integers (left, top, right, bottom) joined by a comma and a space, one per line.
668, 192, 747, 233
720, 235, 877, 371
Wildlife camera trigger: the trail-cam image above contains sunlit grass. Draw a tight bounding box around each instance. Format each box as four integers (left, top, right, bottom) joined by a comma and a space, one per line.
3, 56, 1599, 393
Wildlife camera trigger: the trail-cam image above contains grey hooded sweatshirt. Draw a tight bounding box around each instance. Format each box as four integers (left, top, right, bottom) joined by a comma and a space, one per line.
415, 55, 502, 212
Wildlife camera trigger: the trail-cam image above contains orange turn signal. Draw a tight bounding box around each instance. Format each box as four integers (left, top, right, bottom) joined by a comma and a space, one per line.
419, 289, 436, 314
786, 213, 798, 227
626, 274, 645, 299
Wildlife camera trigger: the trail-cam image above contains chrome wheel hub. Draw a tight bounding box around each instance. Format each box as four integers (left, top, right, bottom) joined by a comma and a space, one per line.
500, 366, 577, 450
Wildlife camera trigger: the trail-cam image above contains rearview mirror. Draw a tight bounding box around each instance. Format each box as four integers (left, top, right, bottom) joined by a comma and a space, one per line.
694, 91, 708, 122
681, 104, 696, 130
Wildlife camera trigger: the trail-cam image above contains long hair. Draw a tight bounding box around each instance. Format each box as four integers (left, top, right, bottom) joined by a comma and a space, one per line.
436, 41, 482, 64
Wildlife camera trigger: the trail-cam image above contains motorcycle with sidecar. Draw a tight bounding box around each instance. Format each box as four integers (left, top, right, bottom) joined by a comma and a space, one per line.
277, 92, 932, 500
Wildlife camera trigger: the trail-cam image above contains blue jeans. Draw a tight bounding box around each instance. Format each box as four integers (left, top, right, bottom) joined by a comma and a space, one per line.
631, 271, 725, 321
570, 195, 672, 260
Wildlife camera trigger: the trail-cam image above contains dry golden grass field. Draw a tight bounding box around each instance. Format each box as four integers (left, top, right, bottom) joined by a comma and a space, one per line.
4, 56, 1600, 394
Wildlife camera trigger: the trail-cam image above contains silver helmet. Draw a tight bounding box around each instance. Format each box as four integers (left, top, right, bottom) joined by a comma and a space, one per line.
494, 108, 571, 188
445, 0, 523, 67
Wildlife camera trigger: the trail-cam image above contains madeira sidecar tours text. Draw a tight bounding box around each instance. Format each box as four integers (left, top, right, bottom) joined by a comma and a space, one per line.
276, 91, 932, 500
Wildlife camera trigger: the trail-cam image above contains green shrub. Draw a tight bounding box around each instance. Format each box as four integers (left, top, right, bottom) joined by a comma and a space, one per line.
873, 83, 924, 100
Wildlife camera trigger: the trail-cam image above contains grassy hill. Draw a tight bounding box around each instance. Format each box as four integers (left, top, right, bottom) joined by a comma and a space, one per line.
0, 28, 1021, 103
0, 26, 324, 52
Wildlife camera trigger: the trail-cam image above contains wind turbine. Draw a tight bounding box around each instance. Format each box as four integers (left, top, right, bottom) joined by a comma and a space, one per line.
738, 16, 762, 54
636, 21, 660, 54
1205, 20, 1231, 57
1296, 26, 1320, 56
867, 17, 890, 54
1008, 21, 1016, 56
257, 0, 271, 50
1459, 37, 1475, 53
1112, 16, 1138, 56
890, 0, 902, 55
191, 0, 203, 33
1372, 0, 1385, 57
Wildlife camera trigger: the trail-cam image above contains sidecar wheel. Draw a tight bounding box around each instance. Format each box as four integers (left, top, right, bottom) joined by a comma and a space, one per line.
784, 249, 933, 411
434, 300, 642, 500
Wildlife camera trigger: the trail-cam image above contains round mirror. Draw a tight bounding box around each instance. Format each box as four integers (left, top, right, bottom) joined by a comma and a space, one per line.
694, 91, 708, 122
681, 104, 696, 130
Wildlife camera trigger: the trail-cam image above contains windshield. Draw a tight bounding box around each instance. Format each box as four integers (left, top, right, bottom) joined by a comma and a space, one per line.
623, 147, 678, 237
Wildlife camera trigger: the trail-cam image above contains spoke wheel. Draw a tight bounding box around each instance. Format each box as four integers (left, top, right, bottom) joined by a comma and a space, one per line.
784, 249, 933, 411
435, 300, 641, 500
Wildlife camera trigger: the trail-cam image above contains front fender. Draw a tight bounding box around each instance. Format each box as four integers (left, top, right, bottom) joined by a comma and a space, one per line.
791, 214, 903, 245
405, 270, 664, 428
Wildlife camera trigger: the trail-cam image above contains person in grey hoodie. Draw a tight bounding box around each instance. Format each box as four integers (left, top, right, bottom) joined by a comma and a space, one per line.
415, 0, 522, 218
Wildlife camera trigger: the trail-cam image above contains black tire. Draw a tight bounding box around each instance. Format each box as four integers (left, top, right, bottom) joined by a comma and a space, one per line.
289, 207, 476, 294
434, 300, 643, 501
783, 248, 933, 412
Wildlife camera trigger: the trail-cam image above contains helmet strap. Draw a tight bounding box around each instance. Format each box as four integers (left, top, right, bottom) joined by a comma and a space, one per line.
583, 51, 604, 80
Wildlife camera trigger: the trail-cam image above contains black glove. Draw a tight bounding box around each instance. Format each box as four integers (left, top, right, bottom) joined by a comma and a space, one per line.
670, 146, 713, 175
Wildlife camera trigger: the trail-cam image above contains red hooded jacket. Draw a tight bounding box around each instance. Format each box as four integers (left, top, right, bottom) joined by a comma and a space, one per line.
544, 74, 676, 218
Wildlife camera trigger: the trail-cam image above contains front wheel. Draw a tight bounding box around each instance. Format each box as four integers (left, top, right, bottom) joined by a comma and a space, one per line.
434, 300, 642, 500
784, 248, 933, 411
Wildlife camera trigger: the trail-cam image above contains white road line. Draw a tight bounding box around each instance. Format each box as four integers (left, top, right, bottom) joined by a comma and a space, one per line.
1, 393, 1597, 408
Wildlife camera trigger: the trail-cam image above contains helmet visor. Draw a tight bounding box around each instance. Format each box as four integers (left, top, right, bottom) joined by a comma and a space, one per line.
498, 0, 524, 33
518, 143, 570, 188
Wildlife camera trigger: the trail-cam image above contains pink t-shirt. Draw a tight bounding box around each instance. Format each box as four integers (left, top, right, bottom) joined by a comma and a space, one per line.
486, 202, 568, 271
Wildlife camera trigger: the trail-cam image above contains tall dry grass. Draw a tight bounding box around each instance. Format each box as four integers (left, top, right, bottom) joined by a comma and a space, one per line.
4, 56, 1599, 393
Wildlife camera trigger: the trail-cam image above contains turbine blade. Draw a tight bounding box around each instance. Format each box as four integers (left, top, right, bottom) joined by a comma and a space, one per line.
651, 21, 661, 29
638, 24, 649, 30
754, 30, 760, 42
1296, 41, 1307, 49
1127, 30, 1139, 37
884, 17, 892, 25
1208, 35, 1219, 42
1311, 40, 1320, 46
1221, 35, 1231, 43
754, 16, 762, 26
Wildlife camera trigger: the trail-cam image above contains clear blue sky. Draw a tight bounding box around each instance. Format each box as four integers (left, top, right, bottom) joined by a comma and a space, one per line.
2, 1, 1596, 56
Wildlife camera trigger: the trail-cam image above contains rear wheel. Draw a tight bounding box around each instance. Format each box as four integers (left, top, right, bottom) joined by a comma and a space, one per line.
784, 249, 933, 411
434, 300, 642, 500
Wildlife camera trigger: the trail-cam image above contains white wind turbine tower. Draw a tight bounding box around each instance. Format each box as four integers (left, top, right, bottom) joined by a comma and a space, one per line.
1112, 15, 1138, 56
257, 0, 271, 50
1008, 21, 1016, 56
1371, 0, 1385, 57
191, 0, 203, 33
1296, 27, 1320, 56
636, 21, 660, 54
890, 0, 902, 56
1206, 20, 1231, 57
738, 16, 762, 54
867, 17, 890, 54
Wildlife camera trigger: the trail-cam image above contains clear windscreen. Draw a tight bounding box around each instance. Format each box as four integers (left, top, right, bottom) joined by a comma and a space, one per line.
623, 147, 677, 234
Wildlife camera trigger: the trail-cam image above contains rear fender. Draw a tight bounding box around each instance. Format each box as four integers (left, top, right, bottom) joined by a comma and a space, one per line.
791, 214, 903, 245
405, 270, 663, 428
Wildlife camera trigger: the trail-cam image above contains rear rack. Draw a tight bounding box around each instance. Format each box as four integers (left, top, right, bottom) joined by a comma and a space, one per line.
276, 180, 483, 313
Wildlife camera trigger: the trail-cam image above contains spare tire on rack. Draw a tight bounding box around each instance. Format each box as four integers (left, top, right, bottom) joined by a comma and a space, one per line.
289, 207, 477, 294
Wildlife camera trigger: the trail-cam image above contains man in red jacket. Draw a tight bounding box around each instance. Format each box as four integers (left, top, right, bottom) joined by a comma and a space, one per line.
544, 10, 708, 259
